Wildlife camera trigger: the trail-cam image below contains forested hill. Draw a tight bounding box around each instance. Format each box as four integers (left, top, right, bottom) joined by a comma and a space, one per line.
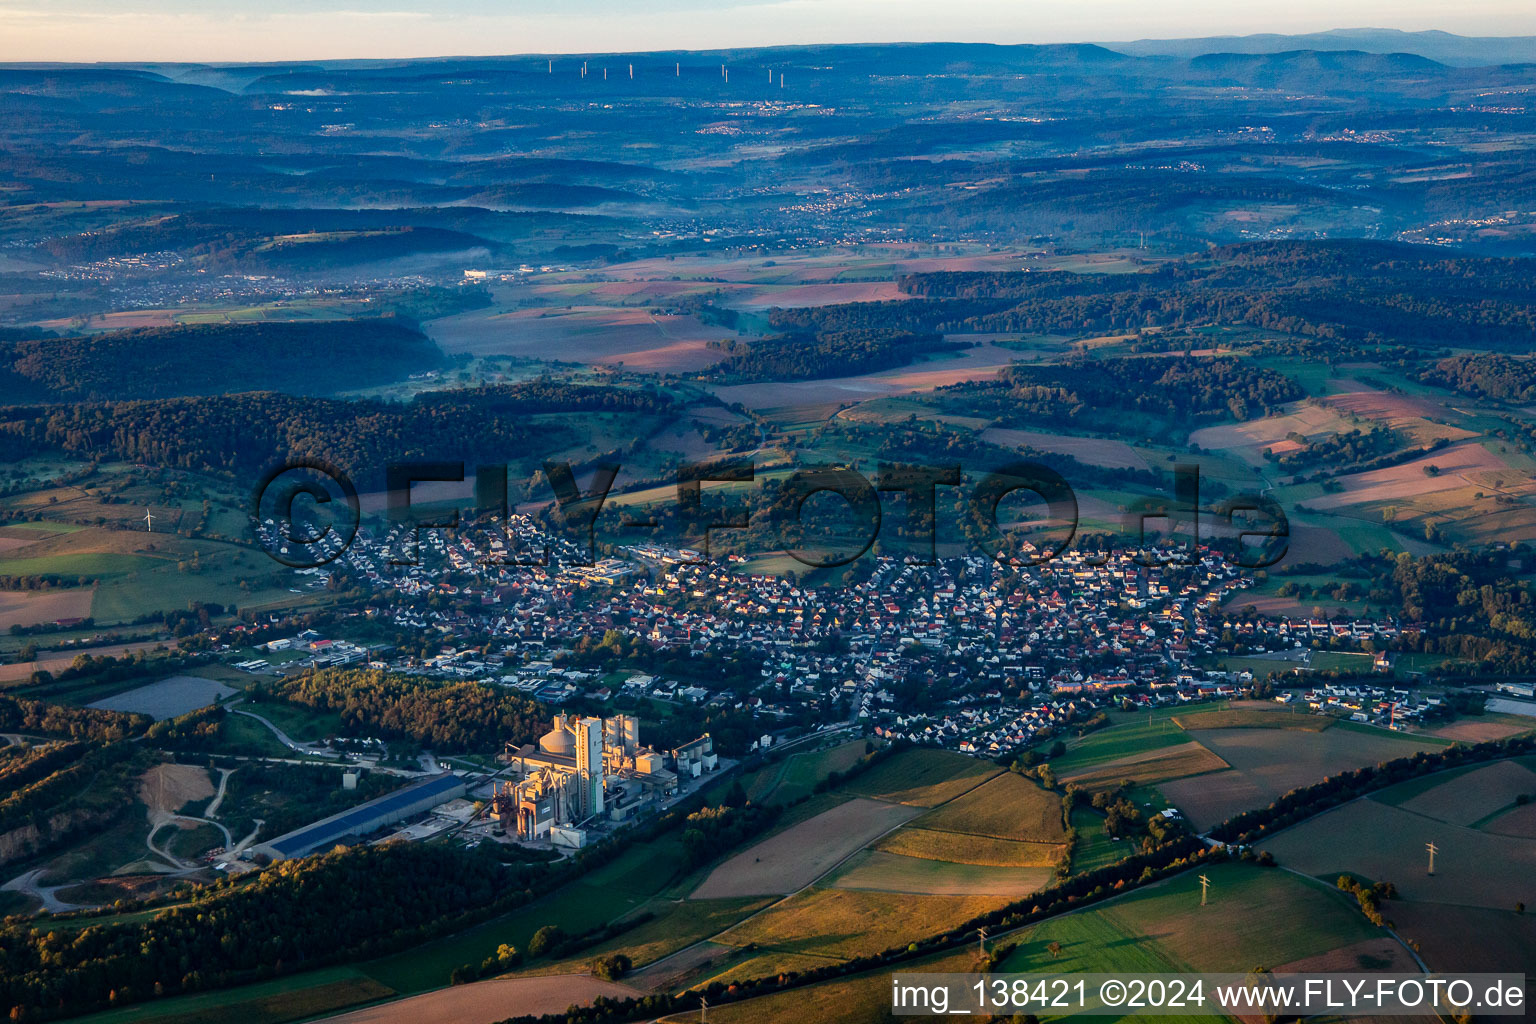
0, 319, 447, 401
881, 241, 1536, 348
704, 330, 964, 382
0, 381, 674, 479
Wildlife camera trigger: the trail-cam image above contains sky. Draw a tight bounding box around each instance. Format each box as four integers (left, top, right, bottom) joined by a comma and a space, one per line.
2, 0, 1536, 63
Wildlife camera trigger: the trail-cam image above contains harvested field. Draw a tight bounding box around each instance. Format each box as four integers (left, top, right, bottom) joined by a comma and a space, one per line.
708, 344, 1017, 413
909, 771, 1067, 842
427, 305, 725, 371
1397, 759, 1536, 827
1160, 727, 1440, 831
980, 428, 1147, 470
0, 639, 178, 684
1482, 801, 1536, 838
1286, 523, 1368, 565
89, 675, 235, 720
717, 885, 998, 961
1059, 741, 1229, 790
1423, 715, 1534, 743
0, 588, 94, 630
739, 281, 905, 307
841, 748, 1000, 807
625, 940, 737, 992
317, 974, 642, 1024
1189, 402, 1356, 467
828, 850, 1052, 896
139, 763, 214, 814
1173, 709, 1331, 731
1323, 389, 1477, 443
873, 827, 1063, 867
689, 798, 920, 898
1261, 798, 1536, 909
1389, 901, 1536, 976
1272, 936, 1417, 974
1306, 440, 1509, 510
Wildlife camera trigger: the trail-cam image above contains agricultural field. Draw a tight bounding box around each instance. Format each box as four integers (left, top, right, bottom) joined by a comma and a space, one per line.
68, 969, 396, 1024
0, 586, 94, 630
676, 863, 1377, 1024
715, 884, 999, 961
999, 863, 1383, 975
907, 770, 1067, 843
825, 849, 1052, 897
746, 738, 869, 805
872, 827, 1064, 867
656, 947, 983, 1024
1059, 741, 1229, 791
1046, 705, 1222, 775
426, 305, 727, 371
319, 974, 643, 1024
1422, 713, 1535, 743
708, 343, 1018, 418
1160, 726, 1443, 831
840, 747, 1000, 807
1261, 796, 1536, 910
980, 427, 1149, 470
1172, 707, 1333, 731
1388, 901, 1536, 977
1394, 758, 1536, 827
690, 797, 921, 899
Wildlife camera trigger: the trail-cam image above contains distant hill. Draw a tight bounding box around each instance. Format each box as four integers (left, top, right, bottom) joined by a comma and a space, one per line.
0, 319, 446, 401
1186, 49, 1449, 86
1108, 28, 1536, 67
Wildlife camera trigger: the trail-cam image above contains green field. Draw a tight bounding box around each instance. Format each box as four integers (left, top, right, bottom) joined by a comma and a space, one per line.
841, 748, 1000, 807
752, 738, 869, 805
66, 968, 392, 1024
1047, 704, 1228, 774
1068, 806, 1125, 874
999, 862, 1381, 975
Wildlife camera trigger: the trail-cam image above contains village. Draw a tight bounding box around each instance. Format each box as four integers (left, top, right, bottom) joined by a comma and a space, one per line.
246, 510, 1428, 763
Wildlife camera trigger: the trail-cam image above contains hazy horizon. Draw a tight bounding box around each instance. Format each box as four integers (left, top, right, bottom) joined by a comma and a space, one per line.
3, 1, 1536, 63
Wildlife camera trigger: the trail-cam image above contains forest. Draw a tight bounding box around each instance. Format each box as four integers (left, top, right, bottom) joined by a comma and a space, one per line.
933, 355, 1301, 432
263, 667, 547, 751
764, 242, 1536, 349
0, 381, 672, 480
0, 843, 524, 1020
704, 330, 961, 381
0, 319, 446, 401
1416, 352, 1536, 403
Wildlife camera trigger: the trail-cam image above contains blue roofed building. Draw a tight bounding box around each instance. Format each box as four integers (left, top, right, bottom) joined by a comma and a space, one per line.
250, 772, 468, 862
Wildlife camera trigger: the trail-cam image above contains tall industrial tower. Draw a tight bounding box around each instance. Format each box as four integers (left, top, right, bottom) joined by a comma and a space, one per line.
575, 716, 605, 818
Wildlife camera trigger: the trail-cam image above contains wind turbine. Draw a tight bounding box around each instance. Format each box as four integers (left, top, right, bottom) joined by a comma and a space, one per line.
143, 508, 156, 533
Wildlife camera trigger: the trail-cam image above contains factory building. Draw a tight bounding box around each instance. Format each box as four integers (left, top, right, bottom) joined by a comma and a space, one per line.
575, 715, 604, 818
497, 713, 714, 843
669, 734, 718, 778
250, 772, 467, 862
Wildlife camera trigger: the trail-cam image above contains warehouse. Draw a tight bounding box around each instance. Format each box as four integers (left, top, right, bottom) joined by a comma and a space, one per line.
250, 772, 467, 862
